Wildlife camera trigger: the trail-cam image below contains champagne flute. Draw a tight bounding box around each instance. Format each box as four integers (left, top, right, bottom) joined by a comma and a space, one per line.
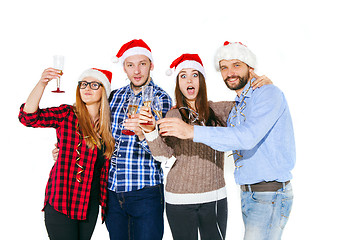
142, 85, 153, 107
151, 95, 165, 133
142, 85, 153, 125
52, 55, 65, 93
121, 96, 140, 135
152, 96, 162, 120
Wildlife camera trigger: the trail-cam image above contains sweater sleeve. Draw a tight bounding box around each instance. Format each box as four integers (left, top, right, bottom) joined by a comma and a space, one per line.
143, 128, 176, 164
18, 104, 72, 129
143, 109, 179, 165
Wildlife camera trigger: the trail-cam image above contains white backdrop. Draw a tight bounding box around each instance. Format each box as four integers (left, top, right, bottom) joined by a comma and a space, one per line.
1, 0, 359, 239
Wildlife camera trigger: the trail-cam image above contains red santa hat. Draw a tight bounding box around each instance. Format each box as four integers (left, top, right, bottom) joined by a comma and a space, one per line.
112, 39, 153, 65
79, 68, 112, 97
214, 41, 257, 71
166, 53, 206, 79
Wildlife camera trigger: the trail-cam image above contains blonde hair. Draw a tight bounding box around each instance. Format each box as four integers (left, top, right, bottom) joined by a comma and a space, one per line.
74, 86, 115, 159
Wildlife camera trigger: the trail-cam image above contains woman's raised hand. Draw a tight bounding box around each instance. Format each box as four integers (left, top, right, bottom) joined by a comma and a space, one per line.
40, 68, 62, 85
23, 68, 62, 113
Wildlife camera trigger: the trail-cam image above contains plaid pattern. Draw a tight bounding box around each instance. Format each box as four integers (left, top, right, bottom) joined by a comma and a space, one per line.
18, 104, 109, 222
109, 80, 172, 192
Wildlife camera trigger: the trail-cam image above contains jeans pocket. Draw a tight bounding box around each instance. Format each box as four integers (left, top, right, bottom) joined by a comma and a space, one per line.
250, 192, 277, 204
279, 186, 294, 229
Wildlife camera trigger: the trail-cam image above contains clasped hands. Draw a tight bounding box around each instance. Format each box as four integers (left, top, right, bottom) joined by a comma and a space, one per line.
123, 106, 194, 140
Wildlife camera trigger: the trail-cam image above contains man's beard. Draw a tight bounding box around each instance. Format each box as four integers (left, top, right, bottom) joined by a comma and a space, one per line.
224, 72, 250, 91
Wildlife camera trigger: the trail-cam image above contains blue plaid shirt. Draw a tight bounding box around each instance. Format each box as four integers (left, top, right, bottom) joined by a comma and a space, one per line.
108, 80, 172, 192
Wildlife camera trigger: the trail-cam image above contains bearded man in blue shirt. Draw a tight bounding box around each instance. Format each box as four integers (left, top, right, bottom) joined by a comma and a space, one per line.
106, 39, 172, 240
158, 41, 295, 240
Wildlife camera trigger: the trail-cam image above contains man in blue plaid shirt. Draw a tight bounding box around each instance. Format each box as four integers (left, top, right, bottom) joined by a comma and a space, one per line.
106, 39, 172, 240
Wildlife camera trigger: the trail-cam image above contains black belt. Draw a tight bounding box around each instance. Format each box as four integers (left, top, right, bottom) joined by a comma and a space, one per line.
240, 181, 290, 192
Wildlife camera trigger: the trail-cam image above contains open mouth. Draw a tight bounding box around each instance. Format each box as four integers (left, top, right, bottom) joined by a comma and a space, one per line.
187, 86, 195, 95
226, 76, 239, 83
134, 76, 142, 81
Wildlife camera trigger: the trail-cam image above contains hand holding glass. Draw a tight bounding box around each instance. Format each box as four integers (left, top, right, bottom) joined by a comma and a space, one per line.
52, 55, 65, 93
121, 96, 140, 135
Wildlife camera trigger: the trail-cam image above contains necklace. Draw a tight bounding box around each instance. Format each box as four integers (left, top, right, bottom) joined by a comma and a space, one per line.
228, 81, 252, 126
178, 106, 205, 126
228, 80, 253, 167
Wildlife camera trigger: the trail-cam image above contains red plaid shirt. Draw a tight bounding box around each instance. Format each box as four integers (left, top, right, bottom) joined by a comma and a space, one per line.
19, 104, 109, 222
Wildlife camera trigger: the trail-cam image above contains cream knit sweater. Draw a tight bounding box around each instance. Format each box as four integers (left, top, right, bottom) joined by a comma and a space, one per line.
144, 101, 233, 204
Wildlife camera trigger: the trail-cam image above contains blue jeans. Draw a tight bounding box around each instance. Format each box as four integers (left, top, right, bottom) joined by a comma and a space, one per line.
241, 183, 293, 240
105, 184, 164, 240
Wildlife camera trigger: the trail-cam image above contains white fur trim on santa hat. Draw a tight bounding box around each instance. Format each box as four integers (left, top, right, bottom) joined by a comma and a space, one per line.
214, 42, 257, 71
79, 69, 111, 98
114, 47, 153, 65
173, 60, 206, 79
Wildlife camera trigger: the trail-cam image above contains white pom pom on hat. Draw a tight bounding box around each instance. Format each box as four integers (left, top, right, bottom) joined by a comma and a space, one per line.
165, 68, 173, 76
111, 56, 120, 63
214, 41, 257, 71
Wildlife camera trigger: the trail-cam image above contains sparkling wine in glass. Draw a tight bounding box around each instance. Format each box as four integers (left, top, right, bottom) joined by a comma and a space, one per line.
121, 96, 140, 135
52, 55, 65, 93
152, 96, 166, 134
142, 85, 153, 125
152, 96, 162, 120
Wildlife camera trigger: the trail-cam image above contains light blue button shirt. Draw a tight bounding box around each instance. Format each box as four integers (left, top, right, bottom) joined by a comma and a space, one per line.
193, 80, 295, 185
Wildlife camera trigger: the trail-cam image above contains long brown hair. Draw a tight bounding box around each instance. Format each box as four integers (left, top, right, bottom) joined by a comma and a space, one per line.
74, 86, 115, 159
175, 71, 224, 127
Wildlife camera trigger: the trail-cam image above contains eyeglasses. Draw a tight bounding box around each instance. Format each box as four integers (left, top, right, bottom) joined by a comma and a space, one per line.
78, 81, 103, 90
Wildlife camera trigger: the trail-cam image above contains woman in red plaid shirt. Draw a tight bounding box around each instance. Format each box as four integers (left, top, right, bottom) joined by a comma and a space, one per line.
19, 67, 115, 240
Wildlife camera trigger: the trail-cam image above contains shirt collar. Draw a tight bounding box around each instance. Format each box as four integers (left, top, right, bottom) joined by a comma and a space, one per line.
235, 77, 255, 103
